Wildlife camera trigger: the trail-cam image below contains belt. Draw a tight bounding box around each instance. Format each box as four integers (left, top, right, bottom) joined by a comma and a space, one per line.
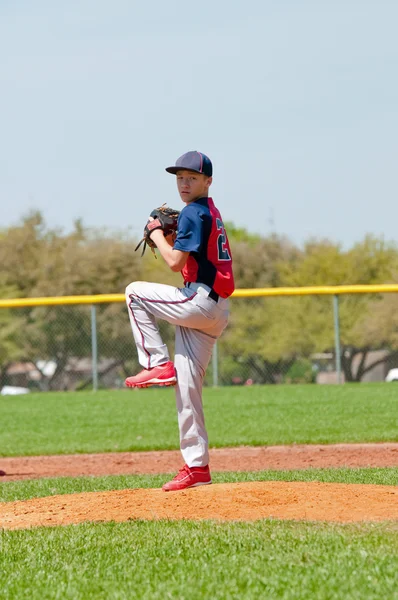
208, 289, 219, 302
186, 282, 219, 302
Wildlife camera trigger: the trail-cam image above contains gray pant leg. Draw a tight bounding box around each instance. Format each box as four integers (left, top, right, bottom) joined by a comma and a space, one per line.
126, 280, 229, 466
175, 325, 217, 467
125, 281, 226, 369
125, 286, 169, 369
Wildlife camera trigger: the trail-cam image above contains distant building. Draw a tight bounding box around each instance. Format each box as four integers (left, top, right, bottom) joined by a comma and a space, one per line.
313, 349, 393, 384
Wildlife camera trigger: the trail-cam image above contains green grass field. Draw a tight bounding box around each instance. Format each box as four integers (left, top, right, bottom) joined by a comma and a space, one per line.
1, 520, 398, 600
1, 383, 397, 456
1, 384, 398, 599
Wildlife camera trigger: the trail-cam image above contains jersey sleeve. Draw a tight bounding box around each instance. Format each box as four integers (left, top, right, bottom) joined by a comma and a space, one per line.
173, 208, 202, 254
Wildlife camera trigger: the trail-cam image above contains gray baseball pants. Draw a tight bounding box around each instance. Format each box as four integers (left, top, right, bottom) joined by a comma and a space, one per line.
125, 281, 229, 467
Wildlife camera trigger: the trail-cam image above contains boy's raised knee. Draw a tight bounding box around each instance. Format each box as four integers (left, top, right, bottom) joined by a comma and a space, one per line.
125, 281, 143, 297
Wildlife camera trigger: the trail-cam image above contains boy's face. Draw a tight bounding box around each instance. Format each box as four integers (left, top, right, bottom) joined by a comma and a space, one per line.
176, 170, 212, 203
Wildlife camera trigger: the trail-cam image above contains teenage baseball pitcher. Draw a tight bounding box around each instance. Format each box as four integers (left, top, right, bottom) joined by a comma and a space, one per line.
125, 151, 235, 491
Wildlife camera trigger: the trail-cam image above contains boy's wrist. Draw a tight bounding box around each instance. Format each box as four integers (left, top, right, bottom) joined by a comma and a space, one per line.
150, 229, 163, 244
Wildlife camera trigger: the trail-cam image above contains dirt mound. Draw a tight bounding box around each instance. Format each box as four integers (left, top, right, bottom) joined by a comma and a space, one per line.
1, 481, 398, 530
1, 443, 398, 481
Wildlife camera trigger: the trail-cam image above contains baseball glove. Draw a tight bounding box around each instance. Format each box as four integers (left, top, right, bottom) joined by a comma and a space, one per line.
135, 204, 180, 258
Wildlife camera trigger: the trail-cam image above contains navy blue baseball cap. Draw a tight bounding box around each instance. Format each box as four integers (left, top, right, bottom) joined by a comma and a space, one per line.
165, 151, 213, 177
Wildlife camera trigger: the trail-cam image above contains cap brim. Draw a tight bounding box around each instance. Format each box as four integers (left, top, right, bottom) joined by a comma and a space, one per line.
165, 166, 202, 175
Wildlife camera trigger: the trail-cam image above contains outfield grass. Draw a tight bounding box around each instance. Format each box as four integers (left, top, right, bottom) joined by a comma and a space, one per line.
1, 385, 398, 599
1, 383, 397, 456
0, 467, 398, 503
1, 519, 398, 600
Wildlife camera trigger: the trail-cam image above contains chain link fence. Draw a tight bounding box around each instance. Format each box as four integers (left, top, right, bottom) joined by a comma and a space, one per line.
1, 287, 398, 392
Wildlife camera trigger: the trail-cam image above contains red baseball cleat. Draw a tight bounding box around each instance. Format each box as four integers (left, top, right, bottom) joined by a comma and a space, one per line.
162, 464, 212, 491
125, 361, 177, 389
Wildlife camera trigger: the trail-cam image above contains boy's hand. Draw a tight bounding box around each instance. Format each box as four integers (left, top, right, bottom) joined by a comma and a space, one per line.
135, 205, 180, 258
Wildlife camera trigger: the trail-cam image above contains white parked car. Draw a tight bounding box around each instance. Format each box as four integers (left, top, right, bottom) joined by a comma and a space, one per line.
0, 386, 30, 395
385, 369, 398, 382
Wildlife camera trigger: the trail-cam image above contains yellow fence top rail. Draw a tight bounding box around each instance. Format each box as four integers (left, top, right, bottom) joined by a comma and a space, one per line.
232, 284, 398, 298
1, 284, 398, 309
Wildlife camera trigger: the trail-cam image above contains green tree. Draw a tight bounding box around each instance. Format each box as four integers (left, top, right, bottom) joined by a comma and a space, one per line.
0, 212, 182, 389
222, 235, 398, 384
279, 236, 398, 381
0, 282, 26, 387
2, 214, 398, 389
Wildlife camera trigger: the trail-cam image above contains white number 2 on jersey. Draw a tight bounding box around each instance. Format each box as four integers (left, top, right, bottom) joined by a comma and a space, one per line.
216, 218, 231, 261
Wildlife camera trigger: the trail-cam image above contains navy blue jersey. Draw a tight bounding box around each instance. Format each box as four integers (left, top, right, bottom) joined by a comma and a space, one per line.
173, 197, 234, 298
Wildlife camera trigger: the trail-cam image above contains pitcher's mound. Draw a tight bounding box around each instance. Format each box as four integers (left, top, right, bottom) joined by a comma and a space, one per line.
1, 481, 398, 530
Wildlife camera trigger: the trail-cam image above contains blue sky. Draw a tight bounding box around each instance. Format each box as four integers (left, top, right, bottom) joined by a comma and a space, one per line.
1, 1, 397, 246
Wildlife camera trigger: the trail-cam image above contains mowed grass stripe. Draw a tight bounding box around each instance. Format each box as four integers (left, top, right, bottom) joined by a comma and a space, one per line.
1, 519, 398, 600
1, 467, 398, 503
1, 383, 398, 457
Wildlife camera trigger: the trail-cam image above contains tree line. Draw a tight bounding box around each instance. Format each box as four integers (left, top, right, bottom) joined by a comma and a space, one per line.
1, 212, 397, 388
